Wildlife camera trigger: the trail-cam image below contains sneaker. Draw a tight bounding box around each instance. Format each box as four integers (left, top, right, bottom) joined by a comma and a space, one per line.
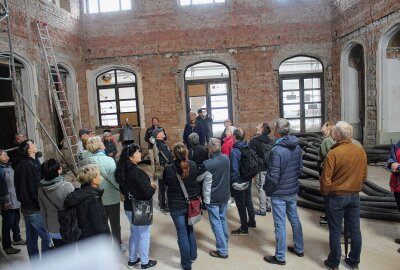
128, 258, 140, 269
160, 208, 169, 215
263, 255, 285, 265
395, 238, 400, 245
141, 259, 157, 269
266, 207, 272, 213
398, 248, 400, 253
319, 220, 328, 226
4, 247, 21, 254
247, 221, 256, 228
324, 259, 338, 270
344, 258, 359, 269
231, 228, 248, 235
13, 239, 26, 245
287, 246, 304, 257
254, 210, 266, 216
209, 250, 228, 259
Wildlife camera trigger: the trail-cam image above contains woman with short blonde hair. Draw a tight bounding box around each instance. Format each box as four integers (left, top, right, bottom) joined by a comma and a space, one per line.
86, 136, 103, 154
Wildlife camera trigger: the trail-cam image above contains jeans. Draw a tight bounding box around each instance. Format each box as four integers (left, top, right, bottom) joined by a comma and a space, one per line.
271, 195, 304, 261
256, 171, 271, 212
1, 208, 22, 249
104, 203, 121, 246
170, 208, 197, 269
125, 211, 151, 264
326, 194, 362, 267
158, 179, 167, 210
232, 182, 255, 231
23, 212, 51, 260
206, 203, 229, 256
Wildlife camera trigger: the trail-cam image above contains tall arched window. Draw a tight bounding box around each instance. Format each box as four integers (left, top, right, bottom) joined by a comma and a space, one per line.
96, 69, 139, 127
184, 61, 232, 137
279, 56, 324, 133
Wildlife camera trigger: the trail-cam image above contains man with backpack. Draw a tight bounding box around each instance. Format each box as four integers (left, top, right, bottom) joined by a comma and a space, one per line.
230, 128, 258, 236
249, 123, 274, 216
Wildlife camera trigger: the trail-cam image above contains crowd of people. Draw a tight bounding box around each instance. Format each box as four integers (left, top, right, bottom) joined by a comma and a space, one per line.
0, 110, 399, 270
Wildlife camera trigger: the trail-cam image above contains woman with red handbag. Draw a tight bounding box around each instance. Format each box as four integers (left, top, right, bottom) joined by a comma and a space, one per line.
164, 143, 199, 270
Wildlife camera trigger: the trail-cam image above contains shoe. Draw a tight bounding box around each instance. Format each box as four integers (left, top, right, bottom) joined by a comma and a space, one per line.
13, 239, 26, 245
398, 248, 400, 253
324, 259, 338, 270
344, 258, 359, 269
160, 208, 169, 215
395, 238, 400, 244
128, 257, 141, 269
209, 250, 228, 259
266, 207, 272, 213
4, 247, 21, 254
320, 215, 326, 220
141, 259, 157, 269
319, 220, 328, 226
247, 221, 256, 228
263, 255, 285, 265
287, 246, 304, 257
254, 210, 266, 216
231, 228, 248, 235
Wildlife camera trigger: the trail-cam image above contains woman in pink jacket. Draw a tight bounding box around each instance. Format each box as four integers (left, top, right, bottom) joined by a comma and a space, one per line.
221, 126, 236, 158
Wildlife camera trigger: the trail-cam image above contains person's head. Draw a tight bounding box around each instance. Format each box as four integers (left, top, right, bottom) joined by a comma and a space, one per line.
18, 139, 37, 158
197, 109, 204, 118
173, 142, 190, 179
41, 158, 62, 180
321, 122, 335, 138
15, 134, 27, 144
257, 122, 271, 136
188, 133, 199, 147
189, 112, 197, 122
115, 144, 141, 184
103, 132, 113, 141
152, 117, 159, 127
273, 118, 290, 138
333, 121, 353, 141
79, 128, 92, 140
86, 136, 105, 153
233, 128, 245, 142
0, 150, 9, 164
225, 126, 236, 137
208, 138, 221, 155
152, 128, 165, 141
224, 119, 232, 128
77, 164, 101, 188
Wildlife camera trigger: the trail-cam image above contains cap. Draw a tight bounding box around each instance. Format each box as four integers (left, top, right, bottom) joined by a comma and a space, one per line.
152, 128, 164, 138
197, 108, 203, 114
79, 128, 92, 137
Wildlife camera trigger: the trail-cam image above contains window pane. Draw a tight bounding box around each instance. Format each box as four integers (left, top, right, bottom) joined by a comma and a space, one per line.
193, 0, 214, 4
188, 84, 206, 96
304, 78, 320, 89
99, 0, 119, 12
100, 102, 117, 114
282, 91, 300, 104
305, 103, 321, 117
119, 87, 136, 99
97, 72, 115, 86
211, 108, 229, 122
189, 96, 207, 112
210, 83, 227, 95
119, 100, 137, 112
211, 95, 228, 108
212, 123, 225, 137
99, 88, 115, 101
88, 0, 99, 13
101, 114, 118, 126
305, 118, 322, 132
120, 112, 138, 126
215, 0, 225, 2
283, 104, 300, 118
185, 62, 229, 80
288, 119, 301, 133
116, 70, 135, 84
121, 0, 131, 10
279, 56, 323, 74
180, 0, 191, 5
304, 90, 321, 102
282, 79, 299, 90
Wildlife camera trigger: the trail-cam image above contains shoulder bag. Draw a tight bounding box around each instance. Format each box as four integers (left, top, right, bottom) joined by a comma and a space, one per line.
176, 173, 202, 226
128, 192, 153, 226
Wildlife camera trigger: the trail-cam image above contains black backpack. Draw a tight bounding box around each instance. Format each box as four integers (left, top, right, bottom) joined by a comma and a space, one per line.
260, 141, 274, 167
239, 147, 259, 180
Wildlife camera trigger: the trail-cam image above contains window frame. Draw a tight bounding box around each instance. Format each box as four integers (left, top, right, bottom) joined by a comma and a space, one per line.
178, 0, 226, 7
84, 0, 131, 14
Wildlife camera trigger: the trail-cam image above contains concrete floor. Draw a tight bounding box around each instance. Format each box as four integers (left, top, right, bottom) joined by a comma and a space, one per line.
1, 165, 399, 269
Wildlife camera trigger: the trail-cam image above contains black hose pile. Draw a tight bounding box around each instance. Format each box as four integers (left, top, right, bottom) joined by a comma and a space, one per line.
293, 133, 399, 222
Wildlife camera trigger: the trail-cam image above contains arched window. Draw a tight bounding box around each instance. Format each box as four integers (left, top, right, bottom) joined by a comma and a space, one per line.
96, 69, 139, 127
184, 61, 232, 137
279, 56, 324, 133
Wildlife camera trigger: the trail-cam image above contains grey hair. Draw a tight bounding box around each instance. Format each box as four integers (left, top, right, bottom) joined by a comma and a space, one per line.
274, 118, 291, 136
208, 138, 221, 153
335, 121, 353, 140
188, 133, 200, 146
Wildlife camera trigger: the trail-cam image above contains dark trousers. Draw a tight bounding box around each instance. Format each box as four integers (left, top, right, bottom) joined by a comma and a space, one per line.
122, 140, 135, 147
1, 208, 22, 249
158, 179, 167, 209
232, 183, 255, 232
104, 203, 121, 246
394, 192, 400, 212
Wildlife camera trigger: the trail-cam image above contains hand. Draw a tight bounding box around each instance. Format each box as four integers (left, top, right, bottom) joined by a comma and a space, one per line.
151, 182, 157, 189
391, 162, 399, 172
3, 202, 12, 210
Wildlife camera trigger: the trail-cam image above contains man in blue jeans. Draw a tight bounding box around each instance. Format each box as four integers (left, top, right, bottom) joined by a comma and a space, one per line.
14, 140, 52, 260
198, 138, 231, 258
320, 121, 367, 270
264, 118, 304, 265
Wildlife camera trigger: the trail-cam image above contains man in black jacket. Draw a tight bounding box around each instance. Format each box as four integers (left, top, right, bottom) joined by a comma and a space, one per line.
144, 117, 167, 172
14, 140, 52, 260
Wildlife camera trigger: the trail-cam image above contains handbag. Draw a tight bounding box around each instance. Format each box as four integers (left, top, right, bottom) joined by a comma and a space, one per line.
128, 193, 153, 226
176, 173, 202, 226
153, 143, 170, 180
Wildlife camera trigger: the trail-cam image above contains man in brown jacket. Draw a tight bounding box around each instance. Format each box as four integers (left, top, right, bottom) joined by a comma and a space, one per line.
320, 121, 367, 270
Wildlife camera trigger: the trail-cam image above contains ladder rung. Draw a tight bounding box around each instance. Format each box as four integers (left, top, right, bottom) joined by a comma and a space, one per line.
0, 77, 12, 81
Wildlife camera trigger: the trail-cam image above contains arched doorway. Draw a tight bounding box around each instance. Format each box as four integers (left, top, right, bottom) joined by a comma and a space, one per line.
278, 56, 324, 133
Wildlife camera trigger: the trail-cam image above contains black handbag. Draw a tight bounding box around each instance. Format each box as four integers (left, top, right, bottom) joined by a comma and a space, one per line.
128, 193, 153, 226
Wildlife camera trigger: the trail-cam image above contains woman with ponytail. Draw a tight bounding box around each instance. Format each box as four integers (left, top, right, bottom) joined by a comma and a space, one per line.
115, 144, 157, 269
164, 142, 199, 270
